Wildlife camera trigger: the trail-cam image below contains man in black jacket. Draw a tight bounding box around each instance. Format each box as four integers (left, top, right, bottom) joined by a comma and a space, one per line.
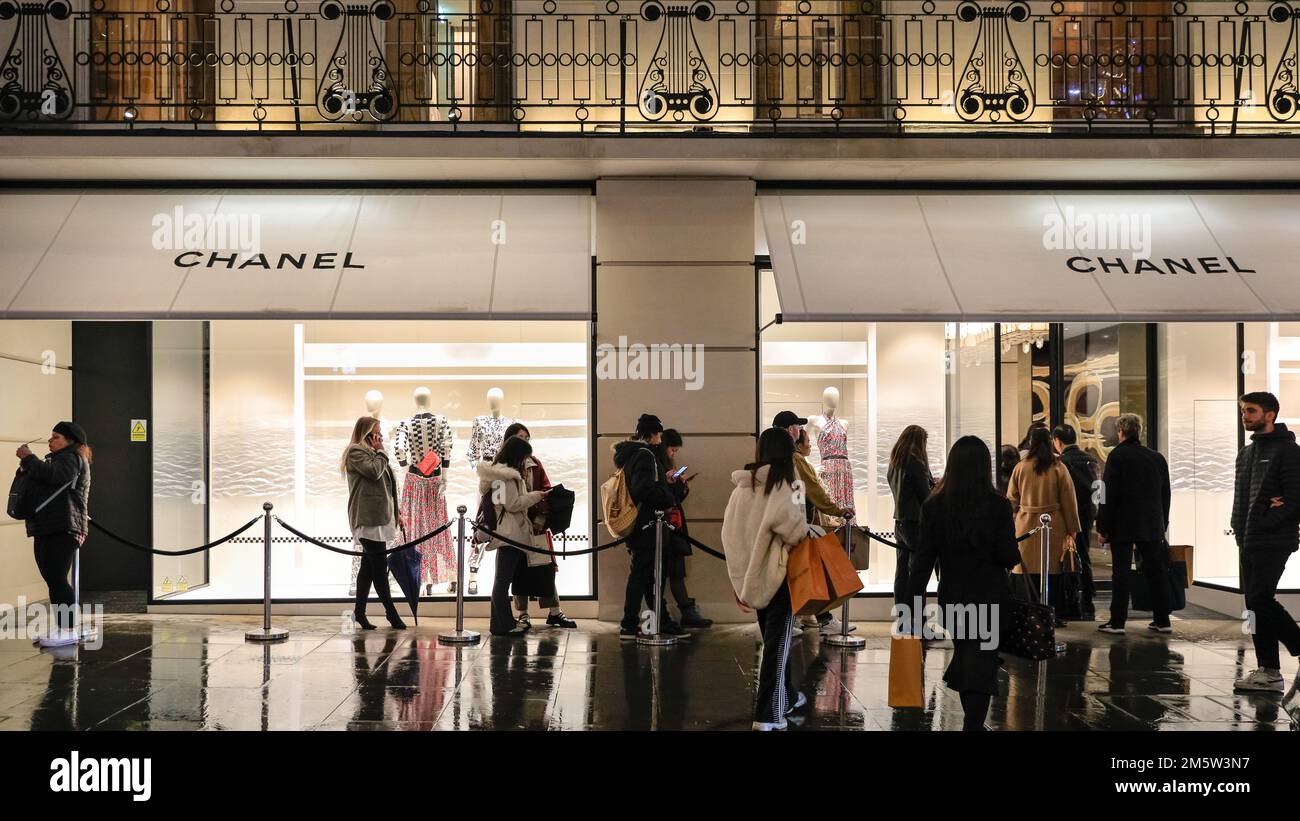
1053, 424, 1100, 619
1095, 413, 1172, 634
1230, 392, 1300, 692
615, 413, 689, 640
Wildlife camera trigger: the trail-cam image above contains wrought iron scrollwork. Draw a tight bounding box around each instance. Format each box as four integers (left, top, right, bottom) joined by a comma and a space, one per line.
0, 0, 72, 121
1268, 1, 1300, 120
316, 0, 399, 122
638, 0, 719, 121
955, 1, 1033, 122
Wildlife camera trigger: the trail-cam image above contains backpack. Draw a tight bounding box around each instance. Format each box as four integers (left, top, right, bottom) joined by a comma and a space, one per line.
600, 448, 655, 539
7, 458, 80, 522
545, 484, 576, 534
472, 486, 498, 545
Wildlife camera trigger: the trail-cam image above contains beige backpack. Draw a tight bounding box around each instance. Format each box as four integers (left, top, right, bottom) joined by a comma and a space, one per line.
600, 448, 654, 539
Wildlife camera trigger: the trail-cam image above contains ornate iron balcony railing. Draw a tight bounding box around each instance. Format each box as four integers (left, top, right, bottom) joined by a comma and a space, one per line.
3, 0, 1300, 134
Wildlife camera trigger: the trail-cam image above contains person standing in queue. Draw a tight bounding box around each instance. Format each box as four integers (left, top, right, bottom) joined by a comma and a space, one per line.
1006, 426, 1081, 626
722, 428, 812, 730
658, 429, 712, 629
343, 416, 407, 630
615, 414, 690, 640
1053, 424, 1100, 620
888, 425, 934, 611
1230, 392, 1300, 691
909, 436, 1021, 731
793, 426, 855, 636
15, 422, 92, 648
477, 435, 548, 636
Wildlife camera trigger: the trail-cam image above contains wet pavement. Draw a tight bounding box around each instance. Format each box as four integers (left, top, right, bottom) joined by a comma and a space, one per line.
1, 602, 1297, 731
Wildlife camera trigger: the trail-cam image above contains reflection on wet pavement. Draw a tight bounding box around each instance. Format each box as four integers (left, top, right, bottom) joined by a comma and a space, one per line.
0, 605, 1295, 731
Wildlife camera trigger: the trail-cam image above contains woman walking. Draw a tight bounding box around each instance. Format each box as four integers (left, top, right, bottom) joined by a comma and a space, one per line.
15, 422, 92, 648
909, 436, 1022, 731
503, 422, 577, 631
887, 425, 934, 608
1005, 426, 1081, 625
477, 435, 547, 636
722, 428, 812, 730
342, 416, 407, 630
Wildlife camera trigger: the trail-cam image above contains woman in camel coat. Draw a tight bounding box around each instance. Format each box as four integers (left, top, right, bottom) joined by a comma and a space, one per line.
1006, 427, 1081, 582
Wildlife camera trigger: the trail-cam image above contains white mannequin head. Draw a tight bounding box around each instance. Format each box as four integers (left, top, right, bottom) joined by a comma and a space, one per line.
364, 389, 384, 417
823, 386, 840, 413
413, 386, 431, 411
487, 387, 504, 416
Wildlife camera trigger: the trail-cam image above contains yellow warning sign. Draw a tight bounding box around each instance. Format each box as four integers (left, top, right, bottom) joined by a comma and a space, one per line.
130, 419, 148, 442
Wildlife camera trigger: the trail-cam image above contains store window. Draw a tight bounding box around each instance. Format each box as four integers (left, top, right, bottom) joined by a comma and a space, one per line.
153, 319, 592, 602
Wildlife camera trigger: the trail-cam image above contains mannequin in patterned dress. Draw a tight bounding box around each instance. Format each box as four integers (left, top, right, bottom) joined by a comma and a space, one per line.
392, 387, 456, 595
808, 387, 854, 514
466, 388, 515, 594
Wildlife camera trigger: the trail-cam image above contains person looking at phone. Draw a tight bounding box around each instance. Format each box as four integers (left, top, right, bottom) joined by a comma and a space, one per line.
657, 429, 711, 629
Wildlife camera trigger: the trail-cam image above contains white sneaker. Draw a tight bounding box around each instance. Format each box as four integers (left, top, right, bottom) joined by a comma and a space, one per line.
752, 719, 788, 731
1234, 668, 1285, 693
818, 618, 857, 635
791, 624, 804, 637
785, 691, 808, 716
39, 628, 80, 648
799, 616, 820, 628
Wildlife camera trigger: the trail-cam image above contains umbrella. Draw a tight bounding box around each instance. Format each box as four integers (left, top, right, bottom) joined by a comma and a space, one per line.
387, 539, 423, 625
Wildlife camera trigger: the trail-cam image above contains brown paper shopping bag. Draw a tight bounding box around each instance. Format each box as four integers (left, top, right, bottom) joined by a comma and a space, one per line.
888, 634, 924, 709
787, 536, 832, 616
814, 534, 865, 611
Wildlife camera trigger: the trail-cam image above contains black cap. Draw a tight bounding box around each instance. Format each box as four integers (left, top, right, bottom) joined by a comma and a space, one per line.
662, 429, 683, 448
53, 420, 87, 445
772, 410, 807, 429
635, 414, 664, 435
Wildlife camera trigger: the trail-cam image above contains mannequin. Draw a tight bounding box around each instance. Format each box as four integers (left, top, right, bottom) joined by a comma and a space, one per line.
810, 386, 854, 513
364, 389, 384, 418
466, 387, 515, 594
392, 386, 456, 595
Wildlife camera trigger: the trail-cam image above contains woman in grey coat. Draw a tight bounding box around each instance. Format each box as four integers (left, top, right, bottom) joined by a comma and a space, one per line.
342, 416, 407, 629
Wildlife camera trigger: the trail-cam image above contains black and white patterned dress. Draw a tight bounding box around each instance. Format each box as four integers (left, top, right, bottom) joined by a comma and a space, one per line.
392, 413, 455, 585
467, 414, 514, 466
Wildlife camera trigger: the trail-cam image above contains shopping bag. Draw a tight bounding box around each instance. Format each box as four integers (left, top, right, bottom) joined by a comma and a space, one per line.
1058, 544, 1083, 620
888, 634, 924, 709
1001, 572, 1057, 661
1130, 555, 1188, 612
814, 533, 865, 612
787, 536, 832, 616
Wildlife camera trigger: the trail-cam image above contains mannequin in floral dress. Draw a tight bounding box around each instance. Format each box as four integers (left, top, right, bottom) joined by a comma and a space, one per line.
466, 387, 515, 594
808, 387, 854, 514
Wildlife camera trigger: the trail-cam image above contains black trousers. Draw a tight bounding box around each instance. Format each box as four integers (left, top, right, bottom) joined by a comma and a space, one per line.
1076, 525, 1096, 605
1241, 547, 1300, 670
1108, 540, 1171, 628
34, 533, 78, 630
621, 546, 669, 632
354, 538, 398, 617
755, 581, 795, 725
491, 546, 526, 634
893, 521, 919, 607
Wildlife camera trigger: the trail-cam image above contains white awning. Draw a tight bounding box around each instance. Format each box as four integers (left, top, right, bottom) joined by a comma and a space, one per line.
0, 188, 593, 319
759, 191, 1296, 321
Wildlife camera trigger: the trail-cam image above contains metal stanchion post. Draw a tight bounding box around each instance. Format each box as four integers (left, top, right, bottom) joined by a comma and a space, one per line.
824, 518, 864, 649
1038, 513, 1052, 604
638, 511, 677, 647
440, 506, 480, 645
246, 502, 288, 642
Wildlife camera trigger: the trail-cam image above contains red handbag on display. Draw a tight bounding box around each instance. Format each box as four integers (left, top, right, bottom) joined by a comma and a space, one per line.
412, 450, 441, 478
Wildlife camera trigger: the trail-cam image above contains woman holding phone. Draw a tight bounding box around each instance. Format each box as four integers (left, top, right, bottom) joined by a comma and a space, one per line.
659, 429, 711, 628
342, 416, 407, 630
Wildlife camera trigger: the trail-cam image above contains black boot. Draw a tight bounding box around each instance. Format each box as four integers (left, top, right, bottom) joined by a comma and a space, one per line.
679, 599, 713, 629
353, 611, 377, 630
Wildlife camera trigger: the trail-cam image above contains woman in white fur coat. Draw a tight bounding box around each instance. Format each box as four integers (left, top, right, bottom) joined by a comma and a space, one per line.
477, 436, 546, 636
722, 428, 813, 731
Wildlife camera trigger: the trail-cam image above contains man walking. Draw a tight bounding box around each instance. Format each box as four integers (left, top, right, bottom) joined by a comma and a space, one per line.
1231, 392, 1300, 692
1095, 413, 1172, 635
1053, 424, 1100, 620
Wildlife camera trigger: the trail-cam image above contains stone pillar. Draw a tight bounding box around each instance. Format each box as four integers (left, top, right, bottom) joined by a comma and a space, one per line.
593, 179, 757, 623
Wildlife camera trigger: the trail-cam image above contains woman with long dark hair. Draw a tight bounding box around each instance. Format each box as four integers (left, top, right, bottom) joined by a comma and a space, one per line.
721, 428, 811, 730
477, 435, 547, 636
502, 422, 576, 630
15, 422, 93, 647
887, 425, 934, 608
1005, 426, 1081, 624
909, 435, 1022, 731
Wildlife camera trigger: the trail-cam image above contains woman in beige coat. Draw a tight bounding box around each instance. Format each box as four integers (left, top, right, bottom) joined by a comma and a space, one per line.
1006, 427, 1081, 620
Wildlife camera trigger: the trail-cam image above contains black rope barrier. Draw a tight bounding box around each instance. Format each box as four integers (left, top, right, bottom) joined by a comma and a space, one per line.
855, 524, 1042, 550
274, 517, 454, 557
679, 533, 726, 560
89, 516, 261, 556
468, 521, 630, 557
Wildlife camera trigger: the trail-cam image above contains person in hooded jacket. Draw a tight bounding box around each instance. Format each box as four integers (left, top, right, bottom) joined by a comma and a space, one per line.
15, 421, 93, 647
477, 435, 548, 636
722, 427, 812, 730
615, 414, 690, 640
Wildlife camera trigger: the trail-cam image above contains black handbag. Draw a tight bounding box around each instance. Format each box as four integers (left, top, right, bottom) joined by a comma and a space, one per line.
544, 484, 575, 534
1130, 546, 1187, 612
1058, 543, 1084, 620
1002, 572, 1058, 661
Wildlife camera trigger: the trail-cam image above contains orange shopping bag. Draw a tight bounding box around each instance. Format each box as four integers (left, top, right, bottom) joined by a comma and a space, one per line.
787, 536, 832, 616
888, 634, 924, 709
814, 534, 865, 612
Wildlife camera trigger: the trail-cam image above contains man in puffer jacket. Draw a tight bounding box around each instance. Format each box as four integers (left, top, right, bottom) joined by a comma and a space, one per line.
616, 413, 689, 640
1231, 391, 1300, 692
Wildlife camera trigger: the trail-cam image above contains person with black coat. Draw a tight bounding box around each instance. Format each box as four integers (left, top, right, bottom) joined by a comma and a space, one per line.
657, 430, 711, 628
888, 425, 934, 608
615, 414, 689, 640
14, 421, 93, 647
1095, 413, 1172, 635
1054, 424, 1100, 619
1230, 391, 1300, 692
909, 436, 1022, 731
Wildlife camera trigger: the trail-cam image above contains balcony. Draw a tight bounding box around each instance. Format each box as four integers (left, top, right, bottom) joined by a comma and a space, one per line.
3, 0, 1300, 136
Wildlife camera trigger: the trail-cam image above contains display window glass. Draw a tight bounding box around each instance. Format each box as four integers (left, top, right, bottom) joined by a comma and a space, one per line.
152, 319, 592, 601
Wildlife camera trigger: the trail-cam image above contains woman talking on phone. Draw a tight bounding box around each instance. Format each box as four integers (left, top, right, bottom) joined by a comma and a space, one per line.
14, 422, 92, 648
342, 416, 407, 630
